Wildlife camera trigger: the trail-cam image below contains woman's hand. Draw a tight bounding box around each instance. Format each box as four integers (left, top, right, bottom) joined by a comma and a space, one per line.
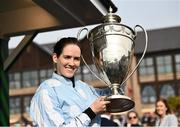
90, 96, 110, 114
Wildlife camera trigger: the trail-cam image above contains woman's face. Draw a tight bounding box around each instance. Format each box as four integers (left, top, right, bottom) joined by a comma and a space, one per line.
156, 101, 167, 117
53, 44, 81, 78
128, 112, 139, 125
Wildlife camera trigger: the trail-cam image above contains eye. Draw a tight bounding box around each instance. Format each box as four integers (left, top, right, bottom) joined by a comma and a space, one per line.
64, 55, 71, 59
74, 57, 80, 61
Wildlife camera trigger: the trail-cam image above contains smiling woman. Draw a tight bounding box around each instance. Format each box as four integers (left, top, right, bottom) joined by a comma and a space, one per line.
29, 37, 111, 127
155, 98, 178, 127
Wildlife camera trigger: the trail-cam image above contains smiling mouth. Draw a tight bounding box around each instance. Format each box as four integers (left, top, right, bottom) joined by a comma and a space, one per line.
66, 66, 76, 72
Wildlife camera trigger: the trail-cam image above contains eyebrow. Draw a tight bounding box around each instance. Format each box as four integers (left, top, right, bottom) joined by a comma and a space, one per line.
63, 55, 80, 58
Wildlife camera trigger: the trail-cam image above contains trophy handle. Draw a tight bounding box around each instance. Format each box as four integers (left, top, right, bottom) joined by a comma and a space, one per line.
77, 28, 110, 87
121, 25, 148, 87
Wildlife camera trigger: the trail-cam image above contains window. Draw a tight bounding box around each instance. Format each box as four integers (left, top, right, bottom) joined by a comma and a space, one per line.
139, 57, 154, 76
23, 96, 32, 113
156, 55, 173, 80
22, 71, 38, 87
39, 69, 53, 82
156, 55, 172, 74
160, 84, 175, 99
10, 97, 21, 114
141, 85, 156, 103
175, 54, 180, 71
9, 72, 21, 89
138, 57, 155, 82
175, 54, 180, 78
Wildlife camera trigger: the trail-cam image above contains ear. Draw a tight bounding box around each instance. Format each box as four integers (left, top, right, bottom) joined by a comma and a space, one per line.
52, 53, 58, 63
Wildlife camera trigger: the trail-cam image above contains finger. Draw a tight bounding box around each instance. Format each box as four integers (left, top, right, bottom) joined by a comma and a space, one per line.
99, 96, 105, 101
104, 105, 107, 112
104, 100, 111, 104
101, 96, 107, 100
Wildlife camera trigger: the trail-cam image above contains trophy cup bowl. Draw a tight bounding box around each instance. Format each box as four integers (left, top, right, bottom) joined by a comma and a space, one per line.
78, 9, 148, 113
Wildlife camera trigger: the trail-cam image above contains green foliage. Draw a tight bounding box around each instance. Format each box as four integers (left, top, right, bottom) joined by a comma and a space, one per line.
167, 96, 180, 112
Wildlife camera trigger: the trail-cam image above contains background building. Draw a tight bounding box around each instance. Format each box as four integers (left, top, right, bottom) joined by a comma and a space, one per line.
136, 26, 180, 112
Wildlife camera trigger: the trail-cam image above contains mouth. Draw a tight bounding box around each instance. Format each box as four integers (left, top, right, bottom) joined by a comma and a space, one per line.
65, 66, 76, 72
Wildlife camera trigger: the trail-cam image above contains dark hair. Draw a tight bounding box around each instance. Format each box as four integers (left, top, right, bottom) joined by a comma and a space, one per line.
155, 98, 171, 115
53, 37, 81, 57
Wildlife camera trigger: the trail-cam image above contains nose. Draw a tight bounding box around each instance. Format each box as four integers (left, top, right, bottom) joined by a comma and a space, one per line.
69, 58, 75, 66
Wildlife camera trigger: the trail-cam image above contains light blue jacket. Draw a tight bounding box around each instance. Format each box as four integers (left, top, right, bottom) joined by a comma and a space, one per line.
30, 72, 111, 127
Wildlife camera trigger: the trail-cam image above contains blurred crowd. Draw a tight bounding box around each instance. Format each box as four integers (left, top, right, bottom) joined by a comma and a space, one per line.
100, 110, 180, 127
100, 98, 180, 127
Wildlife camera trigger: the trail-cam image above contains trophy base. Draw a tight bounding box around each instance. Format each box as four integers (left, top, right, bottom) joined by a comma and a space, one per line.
106, 95, 135, 113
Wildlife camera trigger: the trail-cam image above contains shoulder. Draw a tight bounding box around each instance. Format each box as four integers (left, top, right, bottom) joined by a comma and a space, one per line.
44, 78, 62, 87
166, 114, 178, 120
34, 79, 61, 97
76, 80, 92, 88
37, 79, 62, 90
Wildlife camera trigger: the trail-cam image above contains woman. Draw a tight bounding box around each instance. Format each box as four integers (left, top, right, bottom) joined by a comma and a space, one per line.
124, 110, 142, 127
155, 98, 178, 127
30, 37, 111, 127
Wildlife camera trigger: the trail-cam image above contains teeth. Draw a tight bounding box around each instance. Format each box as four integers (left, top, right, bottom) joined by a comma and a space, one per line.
66, 68, 74, 71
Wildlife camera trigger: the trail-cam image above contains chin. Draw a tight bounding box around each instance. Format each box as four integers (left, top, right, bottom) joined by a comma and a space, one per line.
65, 73, 74, 78
66, 75, 74, 78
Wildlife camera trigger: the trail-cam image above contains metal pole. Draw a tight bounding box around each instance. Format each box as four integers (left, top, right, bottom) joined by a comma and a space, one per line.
4, 32, 37, 71
0, 37, 9, 126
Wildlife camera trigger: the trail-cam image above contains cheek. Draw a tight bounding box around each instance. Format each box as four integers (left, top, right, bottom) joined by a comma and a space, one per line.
56, 60, 65, 70
77, 62, 80, 66
57, 57, 66, 66
74, 61, 80, 67
163, 108, 167, 113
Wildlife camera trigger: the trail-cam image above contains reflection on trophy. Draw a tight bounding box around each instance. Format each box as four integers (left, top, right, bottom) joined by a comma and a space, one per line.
78, 8, 148, 113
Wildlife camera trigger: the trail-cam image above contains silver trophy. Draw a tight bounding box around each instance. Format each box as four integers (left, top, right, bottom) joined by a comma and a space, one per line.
78, 8, 148, 113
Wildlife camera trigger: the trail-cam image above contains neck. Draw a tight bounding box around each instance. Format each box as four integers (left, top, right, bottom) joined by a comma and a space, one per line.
55, 71, 75, 87
65, 76, 75, 87
159, 114, 165, 119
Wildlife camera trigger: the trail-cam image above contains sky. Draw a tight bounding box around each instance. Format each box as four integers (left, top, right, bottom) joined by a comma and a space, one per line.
9, 0, 180, 48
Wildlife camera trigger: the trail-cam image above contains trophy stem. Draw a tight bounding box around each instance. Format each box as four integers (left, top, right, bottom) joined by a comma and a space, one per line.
111, 83, 120, 95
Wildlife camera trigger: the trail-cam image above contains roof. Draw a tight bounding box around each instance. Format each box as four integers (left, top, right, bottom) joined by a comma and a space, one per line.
40, 43, 54, 54
135, 26, 180, 54
2, 0, 117, 71
0, 0, 117, 37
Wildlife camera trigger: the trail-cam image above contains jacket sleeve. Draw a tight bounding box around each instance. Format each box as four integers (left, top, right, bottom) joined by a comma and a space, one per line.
30, 88, 91, 127
168, 114, 178, 127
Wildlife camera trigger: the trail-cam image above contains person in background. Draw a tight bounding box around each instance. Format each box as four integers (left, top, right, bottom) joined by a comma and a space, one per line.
155, 98, 178, 127
141, 112, 150, 127
30, 37, 111, 127
141, 112, 156, 127
124, 110, 142, 127
100, 113, 118, 126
